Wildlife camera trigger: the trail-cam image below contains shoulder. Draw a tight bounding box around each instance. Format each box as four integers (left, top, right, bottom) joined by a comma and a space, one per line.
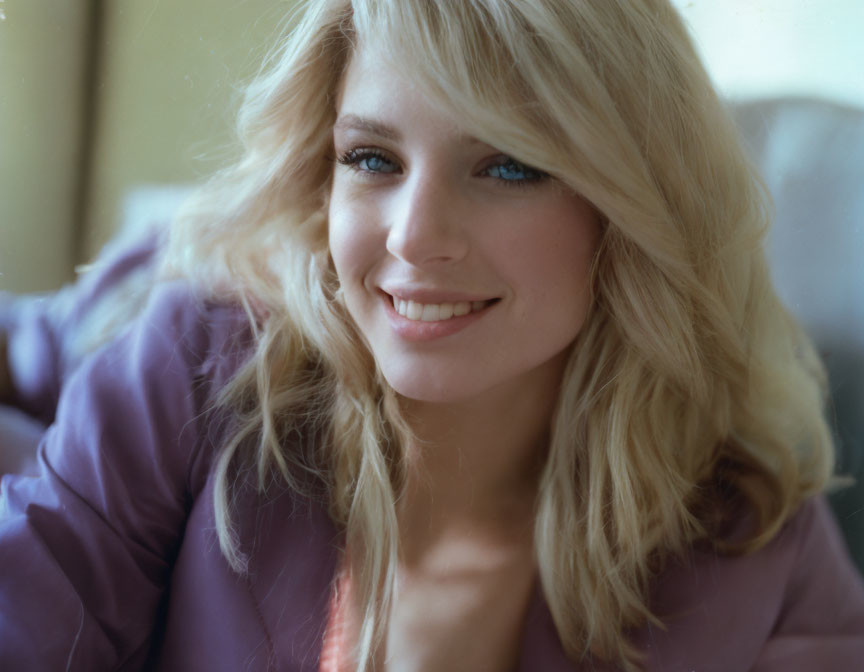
46, 279, 255, 501
634, 497, 864, 670
123, 279, 252, 377
83, 278, 252, 403
753, 497, 864, 666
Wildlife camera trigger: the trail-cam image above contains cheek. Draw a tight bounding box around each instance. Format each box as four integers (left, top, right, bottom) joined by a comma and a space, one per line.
328, 199, 375, 288
503, 201, 600, 313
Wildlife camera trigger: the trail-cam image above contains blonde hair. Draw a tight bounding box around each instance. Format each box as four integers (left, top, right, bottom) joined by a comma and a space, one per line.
163, 1, 834, 669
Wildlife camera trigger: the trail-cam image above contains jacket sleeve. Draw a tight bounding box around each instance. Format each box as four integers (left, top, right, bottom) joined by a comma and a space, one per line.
752, 497, 864, 670
0, 281, 249, 671
0, 229, 161, 426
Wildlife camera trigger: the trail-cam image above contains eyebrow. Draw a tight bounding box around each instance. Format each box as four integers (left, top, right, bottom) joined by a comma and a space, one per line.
333, 114, 402, 141
333, 113, 485, 147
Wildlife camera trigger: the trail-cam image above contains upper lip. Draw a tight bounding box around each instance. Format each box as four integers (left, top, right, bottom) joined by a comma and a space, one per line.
379, 286, 498, 304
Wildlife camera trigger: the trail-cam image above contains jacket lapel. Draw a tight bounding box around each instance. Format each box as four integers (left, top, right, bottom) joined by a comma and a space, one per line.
518, 581, 580, 671
241, 485, 342, 671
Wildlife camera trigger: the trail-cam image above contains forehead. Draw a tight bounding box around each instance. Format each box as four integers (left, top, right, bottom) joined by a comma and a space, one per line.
334, 46, 476, 141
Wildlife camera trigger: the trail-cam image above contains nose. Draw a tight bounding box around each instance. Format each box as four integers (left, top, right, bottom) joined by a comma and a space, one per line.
385, 173, 470, 267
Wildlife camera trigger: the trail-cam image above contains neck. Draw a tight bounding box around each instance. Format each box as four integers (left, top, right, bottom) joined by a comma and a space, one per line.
396, 349, 569, 561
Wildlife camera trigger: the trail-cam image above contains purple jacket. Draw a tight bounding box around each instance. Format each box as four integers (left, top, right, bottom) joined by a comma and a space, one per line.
2, 281, 864, 671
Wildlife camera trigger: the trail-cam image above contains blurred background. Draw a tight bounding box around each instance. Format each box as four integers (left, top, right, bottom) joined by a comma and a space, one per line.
0, 1, 862, 565
0, 0, 290, 293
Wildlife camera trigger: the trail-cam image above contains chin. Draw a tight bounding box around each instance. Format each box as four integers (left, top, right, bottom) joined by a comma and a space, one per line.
381, 366, 486, 405
385, 379, 471, 405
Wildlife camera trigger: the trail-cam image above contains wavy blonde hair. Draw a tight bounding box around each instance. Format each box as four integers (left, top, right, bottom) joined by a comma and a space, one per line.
163, 1, 834, 669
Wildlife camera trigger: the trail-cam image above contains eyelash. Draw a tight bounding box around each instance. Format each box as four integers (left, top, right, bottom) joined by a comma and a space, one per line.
335, 148, 548, 188
482, 159, 548, 187
336, 148, 398, 175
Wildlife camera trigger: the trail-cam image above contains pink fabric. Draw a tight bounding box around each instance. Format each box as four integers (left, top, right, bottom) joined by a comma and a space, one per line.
319, 567, 352, 672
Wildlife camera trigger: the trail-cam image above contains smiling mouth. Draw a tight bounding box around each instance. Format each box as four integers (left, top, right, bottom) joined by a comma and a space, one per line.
390, 295, 498, 322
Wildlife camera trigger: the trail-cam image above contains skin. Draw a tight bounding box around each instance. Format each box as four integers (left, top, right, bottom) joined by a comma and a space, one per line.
328, 47, 601, 671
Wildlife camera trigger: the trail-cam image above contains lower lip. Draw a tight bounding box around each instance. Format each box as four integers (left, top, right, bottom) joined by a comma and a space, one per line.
382, 294, 496, 342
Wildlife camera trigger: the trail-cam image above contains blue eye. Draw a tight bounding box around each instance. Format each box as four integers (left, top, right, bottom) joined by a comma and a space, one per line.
337, 149, 400, 174
483, 158, 547, 185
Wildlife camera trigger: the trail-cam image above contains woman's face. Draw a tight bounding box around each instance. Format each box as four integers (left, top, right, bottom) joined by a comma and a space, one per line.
328, 49, 601, 404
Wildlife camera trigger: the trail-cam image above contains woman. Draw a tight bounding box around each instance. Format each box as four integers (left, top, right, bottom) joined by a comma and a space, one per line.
1, 0, 863, 670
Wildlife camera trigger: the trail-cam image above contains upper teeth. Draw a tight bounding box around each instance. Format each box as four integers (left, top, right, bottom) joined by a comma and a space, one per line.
393, 297, 491, 321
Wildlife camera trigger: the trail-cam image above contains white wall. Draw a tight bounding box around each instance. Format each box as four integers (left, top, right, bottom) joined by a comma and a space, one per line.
671, 0, 864, 107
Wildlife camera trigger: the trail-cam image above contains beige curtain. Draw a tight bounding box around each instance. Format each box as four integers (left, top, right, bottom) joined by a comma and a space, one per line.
0, 0, 292, 293
0, 1, 88, 293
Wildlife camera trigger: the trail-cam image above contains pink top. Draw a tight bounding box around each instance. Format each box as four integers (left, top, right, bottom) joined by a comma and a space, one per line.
319, 566, 352, 672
